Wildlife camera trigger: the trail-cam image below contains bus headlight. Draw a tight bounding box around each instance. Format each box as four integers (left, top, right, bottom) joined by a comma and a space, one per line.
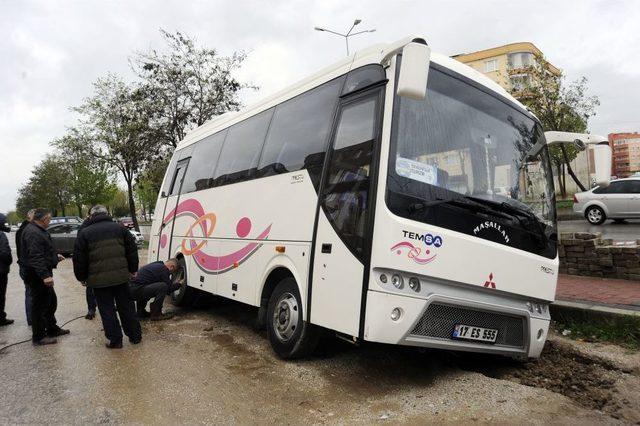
391, 274, 404, 289
391, 307, 402, 321
408, 277, 420, 292
379, 274, 388, 284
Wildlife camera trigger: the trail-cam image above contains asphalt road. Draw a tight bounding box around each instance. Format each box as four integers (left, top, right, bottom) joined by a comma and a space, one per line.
1, 250, 639, 423
558, 219, 640, 241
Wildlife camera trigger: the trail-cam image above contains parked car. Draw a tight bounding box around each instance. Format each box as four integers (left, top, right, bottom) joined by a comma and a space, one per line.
130, 229, 144, 245
573, 178, 640, 225
50, 216, 82, 225
47, 223, 81, 256
10, 225, 18, 232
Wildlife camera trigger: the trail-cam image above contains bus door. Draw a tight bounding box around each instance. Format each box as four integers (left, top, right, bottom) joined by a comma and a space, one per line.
310, 88, 383, 337
157, 158, 190, 261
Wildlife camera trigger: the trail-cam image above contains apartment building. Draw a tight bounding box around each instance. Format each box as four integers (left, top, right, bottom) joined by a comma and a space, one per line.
609, 132, 640, 178
452, 42, 560, 94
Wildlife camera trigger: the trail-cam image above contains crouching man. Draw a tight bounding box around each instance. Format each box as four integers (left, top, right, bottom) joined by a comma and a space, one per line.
129, 259, 181, 321
73, 205, 141, 349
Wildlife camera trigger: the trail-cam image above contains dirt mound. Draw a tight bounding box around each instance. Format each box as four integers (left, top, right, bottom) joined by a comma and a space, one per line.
452, 340, 636, 421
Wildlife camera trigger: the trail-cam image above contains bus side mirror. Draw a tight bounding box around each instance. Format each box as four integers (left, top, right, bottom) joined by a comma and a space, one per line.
396, 41, 431, 101
592, 144, 612, 188
544, 131, 612, 188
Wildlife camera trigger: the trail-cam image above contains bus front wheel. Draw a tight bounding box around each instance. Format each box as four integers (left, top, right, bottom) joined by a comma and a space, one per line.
267, 277, 319, 359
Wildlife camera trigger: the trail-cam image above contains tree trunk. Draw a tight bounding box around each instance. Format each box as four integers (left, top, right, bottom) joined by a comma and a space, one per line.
77, 204, 83, 217
560, 145, 586, 192
126, 179, 140, 231
556, 163, 566, 198
140, 202, 147, 223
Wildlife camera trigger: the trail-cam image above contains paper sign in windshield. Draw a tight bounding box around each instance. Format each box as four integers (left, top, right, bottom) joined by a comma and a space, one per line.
396, 157, 438, 185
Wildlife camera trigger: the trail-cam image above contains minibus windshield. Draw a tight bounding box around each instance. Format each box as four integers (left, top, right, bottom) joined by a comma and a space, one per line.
387, 63, 557, 258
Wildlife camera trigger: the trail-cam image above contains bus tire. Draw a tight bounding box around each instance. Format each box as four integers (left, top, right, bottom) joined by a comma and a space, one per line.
171, 257, 199, 307
267, 277, 319, 359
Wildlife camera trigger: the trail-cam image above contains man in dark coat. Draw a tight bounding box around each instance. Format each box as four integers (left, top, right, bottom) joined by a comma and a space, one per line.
129, 258, 182, 321
0, 213, 14, 326
73, 205, 141, 349
16, 209, 34, 325
21, 208, 69, 345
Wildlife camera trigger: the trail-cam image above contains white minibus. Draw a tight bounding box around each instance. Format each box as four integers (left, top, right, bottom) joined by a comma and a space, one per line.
149, 36, 612, 359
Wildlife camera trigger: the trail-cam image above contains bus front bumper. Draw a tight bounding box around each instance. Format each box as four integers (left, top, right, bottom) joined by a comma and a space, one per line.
363, 281, 550, 359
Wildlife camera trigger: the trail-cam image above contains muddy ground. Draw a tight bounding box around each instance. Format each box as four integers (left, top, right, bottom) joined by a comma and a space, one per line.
1, 252, 639, 424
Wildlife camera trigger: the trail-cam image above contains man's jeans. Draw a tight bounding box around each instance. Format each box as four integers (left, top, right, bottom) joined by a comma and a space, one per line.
93, 283, 141, 344
19, 268, 33, 325
25, 269, 59, 342
86, 287, 97, 312
130, 281, 179, 314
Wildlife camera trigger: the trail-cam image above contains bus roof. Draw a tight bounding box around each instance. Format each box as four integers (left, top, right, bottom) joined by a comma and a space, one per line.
177, 36, 529, 150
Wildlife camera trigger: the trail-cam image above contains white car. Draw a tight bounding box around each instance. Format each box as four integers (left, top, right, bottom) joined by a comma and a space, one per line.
130, 229, 145, 245
573, 178, 640, 225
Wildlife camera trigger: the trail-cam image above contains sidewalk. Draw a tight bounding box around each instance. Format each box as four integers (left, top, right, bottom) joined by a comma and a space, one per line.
555, 274, 640, 315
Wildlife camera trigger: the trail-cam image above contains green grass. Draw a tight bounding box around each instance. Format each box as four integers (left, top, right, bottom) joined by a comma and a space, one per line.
554, 315, 640, 350
556, 199, 574, 210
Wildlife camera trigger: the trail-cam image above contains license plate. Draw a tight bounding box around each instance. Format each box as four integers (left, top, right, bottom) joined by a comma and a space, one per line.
452, 324, 498, 343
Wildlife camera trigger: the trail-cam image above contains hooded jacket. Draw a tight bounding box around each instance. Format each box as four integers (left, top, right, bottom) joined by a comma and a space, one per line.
72, 213, 138, 288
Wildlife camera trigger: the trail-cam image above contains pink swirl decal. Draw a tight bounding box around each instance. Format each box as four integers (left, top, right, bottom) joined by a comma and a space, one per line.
390, 241, 437, 265
161, 199, 271, 274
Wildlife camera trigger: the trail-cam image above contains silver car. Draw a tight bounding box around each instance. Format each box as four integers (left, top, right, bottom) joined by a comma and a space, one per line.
573, 178, 640, 225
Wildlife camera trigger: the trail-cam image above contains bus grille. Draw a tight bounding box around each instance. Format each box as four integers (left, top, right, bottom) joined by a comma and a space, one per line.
409, 303, 526, 348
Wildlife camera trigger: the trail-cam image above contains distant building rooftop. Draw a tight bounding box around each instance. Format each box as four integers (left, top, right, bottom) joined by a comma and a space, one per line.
453, 42, 561, 75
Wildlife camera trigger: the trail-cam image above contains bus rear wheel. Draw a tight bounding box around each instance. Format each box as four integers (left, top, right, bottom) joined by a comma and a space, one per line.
171, 257, 199, 307
267, 277, 319, 359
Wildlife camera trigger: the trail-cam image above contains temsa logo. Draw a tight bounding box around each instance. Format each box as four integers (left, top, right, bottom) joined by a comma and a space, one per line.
402, 230, 443, 247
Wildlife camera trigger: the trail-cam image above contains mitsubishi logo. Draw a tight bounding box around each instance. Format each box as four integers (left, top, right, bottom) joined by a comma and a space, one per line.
484, 273, 496, 289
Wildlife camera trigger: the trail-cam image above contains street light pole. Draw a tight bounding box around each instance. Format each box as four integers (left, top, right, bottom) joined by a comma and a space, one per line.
314, 19, 376, 56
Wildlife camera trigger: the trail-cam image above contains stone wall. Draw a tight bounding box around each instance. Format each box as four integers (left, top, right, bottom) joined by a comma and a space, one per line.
559, 232, 640, 279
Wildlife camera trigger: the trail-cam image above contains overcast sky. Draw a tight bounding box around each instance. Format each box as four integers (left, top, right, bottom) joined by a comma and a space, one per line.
1, 0, 639, 212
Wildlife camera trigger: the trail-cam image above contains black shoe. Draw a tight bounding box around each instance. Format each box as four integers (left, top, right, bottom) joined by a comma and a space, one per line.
137, 310, 151, 319
85, 310, 96, 320
130, 338, 142, 345
33, 337, 57, 345
47, 327, 70, 337
105, 341, 123, 349
0, 319, 14, 326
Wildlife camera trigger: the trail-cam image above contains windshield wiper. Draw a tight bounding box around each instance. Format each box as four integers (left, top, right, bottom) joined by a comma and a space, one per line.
465, 196, 550, 246
408, 197, 513, 221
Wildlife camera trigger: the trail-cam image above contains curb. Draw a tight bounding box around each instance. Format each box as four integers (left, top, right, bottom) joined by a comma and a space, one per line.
551, 299, 640, 319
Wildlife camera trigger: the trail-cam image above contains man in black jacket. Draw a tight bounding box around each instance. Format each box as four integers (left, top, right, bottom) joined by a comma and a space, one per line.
73, 205, 141, 349
21, 208, 69, 345
16, 209, 34, 325
0, 213, 14, 326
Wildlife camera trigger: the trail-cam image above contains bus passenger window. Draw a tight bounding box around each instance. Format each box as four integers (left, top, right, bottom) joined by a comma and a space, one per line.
180, 130, 227, 193
258, 77, 344, 188
212, 108, 274, 187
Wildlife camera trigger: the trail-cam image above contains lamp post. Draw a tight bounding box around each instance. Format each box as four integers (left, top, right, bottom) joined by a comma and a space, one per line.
314, 19, 376, 56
